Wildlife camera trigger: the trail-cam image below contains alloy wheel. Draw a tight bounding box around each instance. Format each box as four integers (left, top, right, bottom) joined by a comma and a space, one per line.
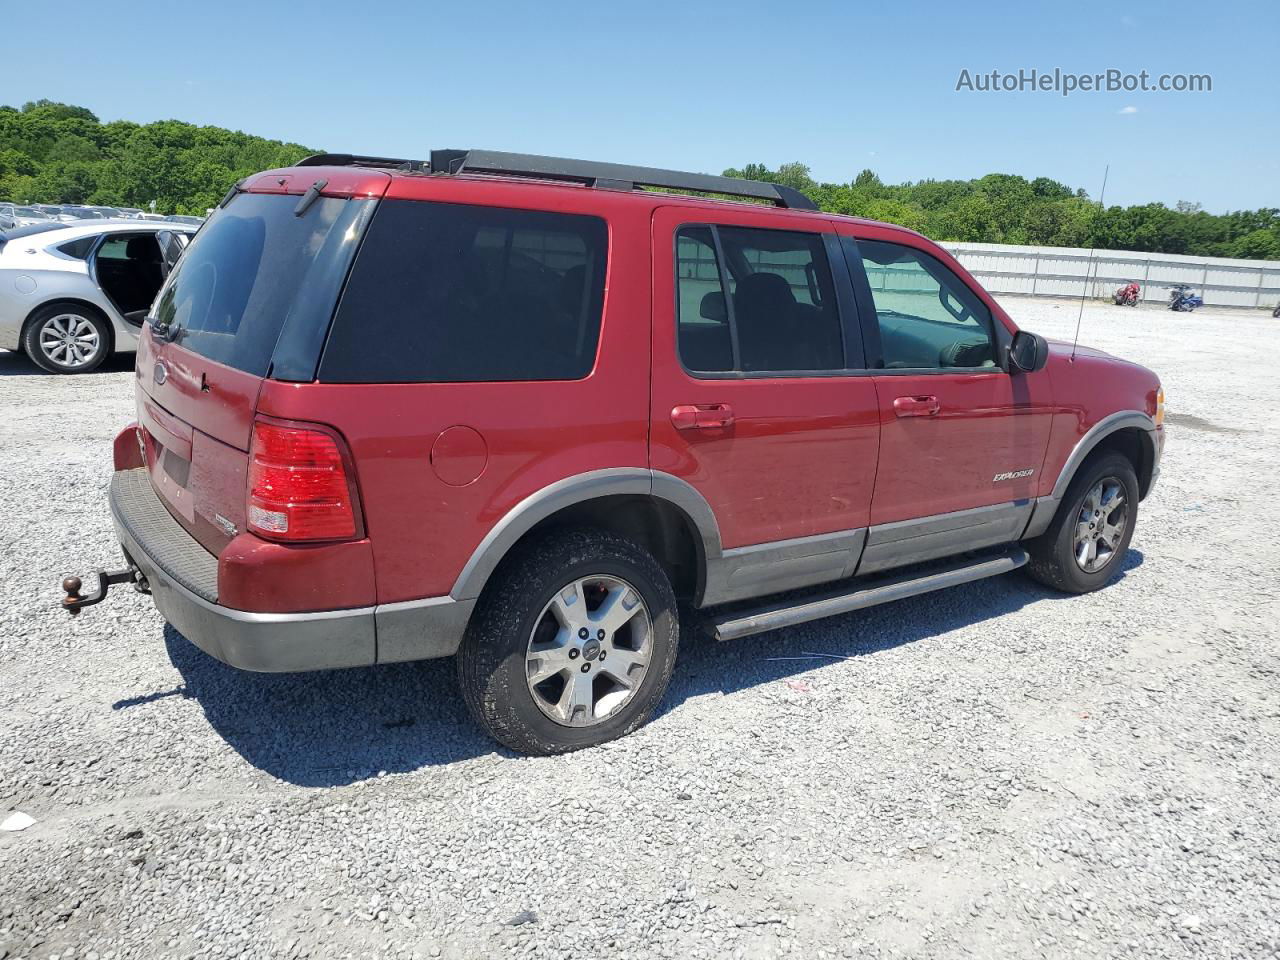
525, 574, 652, 727
1073, 477, 1128, 573
38, 313, 101, 369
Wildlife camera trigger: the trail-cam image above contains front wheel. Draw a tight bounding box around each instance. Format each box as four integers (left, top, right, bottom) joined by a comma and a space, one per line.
457, 528, 679, 755
1025, 452, 1139, 594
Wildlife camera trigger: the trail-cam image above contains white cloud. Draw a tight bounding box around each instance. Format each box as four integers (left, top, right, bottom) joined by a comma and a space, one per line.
1118, 105, 1139, 115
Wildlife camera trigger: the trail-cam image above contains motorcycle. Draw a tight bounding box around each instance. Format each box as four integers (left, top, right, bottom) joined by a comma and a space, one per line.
1168, 285, 1204, 312
1113, 282, 1140, 306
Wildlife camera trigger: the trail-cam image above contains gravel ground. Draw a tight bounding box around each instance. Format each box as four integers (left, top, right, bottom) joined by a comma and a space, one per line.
1, 297, 1278, 960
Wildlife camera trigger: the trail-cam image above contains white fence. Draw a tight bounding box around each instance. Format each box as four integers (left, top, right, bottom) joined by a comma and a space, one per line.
940, 242, 1280, 310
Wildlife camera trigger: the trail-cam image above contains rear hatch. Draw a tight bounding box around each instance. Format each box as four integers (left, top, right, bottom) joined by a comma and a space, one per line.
135, 168, 388, 555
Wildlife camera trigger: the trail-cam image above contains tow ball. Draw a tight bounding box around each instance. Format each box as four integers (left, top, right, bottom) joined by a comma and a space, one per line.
60, 567, 148, 616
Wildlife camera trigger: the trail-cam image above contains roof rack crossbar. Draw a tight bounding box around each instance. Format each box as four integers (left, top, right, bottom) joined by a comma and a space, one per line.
296, 150, 817, 210
431, 149, 818, 210
297, 153, 429, 172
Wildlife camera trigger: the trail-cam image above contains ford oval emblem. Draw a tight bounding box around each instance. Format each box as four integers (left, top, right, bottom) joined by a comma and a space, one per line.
153, 361, 167, 385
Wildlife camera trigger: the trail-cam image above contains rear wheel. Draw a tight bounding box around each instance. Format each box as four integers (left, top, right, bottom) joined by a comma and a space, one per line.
457, 528, 679, 755
1026, 452, 1139, 594
23, 304, 110, 374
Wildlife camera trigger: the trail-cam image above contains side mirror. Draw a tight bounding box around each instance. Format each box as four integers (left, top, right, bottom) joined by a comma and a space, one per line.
1008, 330, 1049, 373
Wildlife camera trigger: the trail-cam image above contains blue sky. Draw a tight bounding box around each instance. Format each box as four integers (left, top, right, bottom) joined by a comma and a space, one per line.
5, 0, 1276, 212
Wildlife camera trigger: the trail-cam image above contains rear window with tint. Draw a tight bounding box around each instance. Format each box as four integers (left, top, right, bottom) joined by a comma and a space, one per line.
57, 235, 97, 259
319, 200, 607, 383
151, 193, 371, 377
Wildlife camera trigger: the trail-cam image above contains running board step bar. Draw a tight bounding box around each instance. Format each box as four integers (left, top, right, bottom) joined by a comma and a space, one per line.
710, 548, 1029, 642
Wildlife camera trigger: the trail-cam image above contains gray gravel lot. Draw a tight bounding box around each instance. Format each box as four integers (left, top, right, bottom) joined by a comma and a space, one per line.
1, 297, 1278, 960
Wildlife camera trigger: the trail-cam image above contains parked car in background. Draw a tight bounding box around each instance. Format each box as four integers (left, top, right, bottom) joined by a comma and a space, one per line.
1, 206, 55, 229
62, 206, 108, 220
71, 150, 1164, 754
164, 214, 204, 226
0, 219, 195, 372
31, 204, 77, 222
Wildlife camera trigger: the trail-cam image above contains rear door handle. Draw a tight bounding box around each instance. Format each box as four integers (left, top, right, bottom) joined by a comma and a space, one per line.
671, 403, 735, 430
893, 395, 940, 418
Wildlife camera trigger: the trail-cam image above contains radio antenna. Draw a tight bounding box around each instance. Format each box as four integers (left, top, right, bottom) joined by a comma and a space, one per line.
1071, 164, 1109, 360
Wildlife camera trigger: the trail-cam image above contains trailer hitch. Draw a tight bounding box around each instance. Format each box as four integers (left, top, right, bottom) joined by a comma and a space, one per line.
60, 566, 149, 615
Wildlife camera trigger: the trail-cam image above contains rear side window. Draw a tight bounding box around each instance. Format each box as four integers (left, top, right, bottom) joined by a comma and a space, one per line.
320, 200, 607, 383
152, 193, 371, 377
57, 235, 97, 259
675, 224, 843, 374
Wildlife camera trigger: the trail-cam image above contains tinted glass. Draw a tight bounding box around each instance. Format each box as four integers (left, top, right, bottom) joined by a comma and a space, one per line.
320, 200, 608, 383
675, 226, 733, 372
675, 224, 843, 374
858, 240, 996, 369
152, 193, 371, 377
155, 230, 186, 274
57, 235, 98, 259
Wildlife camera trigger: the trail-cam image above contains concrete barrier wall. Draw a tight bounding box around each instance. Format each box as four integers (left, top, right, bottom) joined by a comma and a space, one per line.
940, 242, 1280, 310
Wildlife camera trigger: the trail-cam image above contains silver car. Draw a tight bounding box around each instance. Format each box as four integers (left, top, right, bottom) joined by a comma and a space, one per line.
0, 220, 196, 373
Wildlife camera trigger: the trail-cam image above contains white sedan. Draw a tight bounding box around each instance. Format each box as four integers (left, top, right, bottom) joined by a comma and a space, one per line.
0, 220, 196, 373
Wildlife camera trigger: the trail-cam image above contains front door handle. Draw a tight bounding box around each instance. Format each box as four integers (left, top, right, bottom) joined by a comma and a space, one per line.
671, 403, 735, 430
893, 395, 940, 418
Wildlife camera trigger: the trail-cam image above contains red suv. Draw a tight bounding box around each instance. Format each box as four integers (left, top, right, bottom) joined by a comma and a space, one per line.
67, 150, 1164, 754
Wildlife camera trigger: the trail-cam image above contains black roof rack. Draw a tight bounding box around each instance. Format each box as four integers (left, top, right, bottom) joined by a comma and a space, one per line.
297, 153, 429, 172
296, 149, 818, 211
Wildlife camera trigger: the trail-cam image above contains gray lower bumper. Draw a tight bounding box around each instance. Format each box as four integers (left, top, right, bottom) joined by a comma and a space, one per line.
110, 469, 471, 672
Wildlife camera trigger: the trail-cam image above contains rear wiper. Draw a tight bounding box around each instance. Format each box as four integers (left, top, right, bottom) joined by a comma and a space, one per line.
294, 179, 328, 217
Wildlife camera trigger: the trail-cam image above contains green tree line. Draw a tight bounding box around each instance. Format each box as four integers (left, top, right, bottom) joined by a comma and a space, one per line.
724, 163, 1280, 261
0, 100, 316, 216
3, 101, 1277, 260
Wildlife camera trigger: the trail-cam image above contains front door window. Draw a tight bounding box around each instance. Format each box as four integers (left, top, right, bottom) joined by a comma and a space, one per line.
857, 239, 996, 370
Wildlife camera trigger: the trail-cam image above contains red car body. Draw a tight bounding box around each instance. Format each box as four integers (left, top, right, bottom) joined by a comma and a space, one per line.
103, 156, 1163, 675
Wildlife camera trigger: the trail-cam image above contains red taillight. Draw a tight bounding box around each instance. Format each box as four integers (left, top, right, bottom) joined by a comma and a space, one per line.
247, 420, 358, 542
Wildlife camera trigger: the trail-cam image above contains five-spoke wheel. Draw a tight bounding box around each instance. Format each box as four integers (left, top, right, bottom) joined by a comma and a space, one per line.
459, 528, 679, 755
1073, 477, 1128, 573
1027, 451, 1139, 594
525, 575, 652, 727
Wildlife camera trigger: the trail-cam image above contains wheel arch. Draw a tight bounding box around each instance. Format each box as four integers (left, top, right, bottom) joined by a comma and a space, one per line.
1050, 411, 1158, 503
1088, 427, 1157, 500
1026, 411, 1158, 539
21, 297, 116, 358
450, 470, 722, 605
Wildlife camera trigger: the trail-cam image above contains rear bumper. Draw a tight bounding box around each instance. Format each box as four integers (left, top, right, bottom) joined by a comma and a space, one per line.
109, 469, 470, 672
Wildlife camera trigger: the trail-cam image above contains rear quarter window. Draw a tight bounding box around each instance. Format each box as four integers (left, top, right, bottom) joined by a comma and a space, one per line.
56, 235, 97, 259
152, 193, 371, 378
319, 200, 608, 383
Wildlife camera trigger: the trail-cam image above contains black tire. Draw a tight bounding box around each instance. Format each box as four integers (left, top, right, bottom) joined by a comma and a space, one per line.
457, 528, 679, 755
22, 303, 111, 374
1025, 451, 1139, 594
